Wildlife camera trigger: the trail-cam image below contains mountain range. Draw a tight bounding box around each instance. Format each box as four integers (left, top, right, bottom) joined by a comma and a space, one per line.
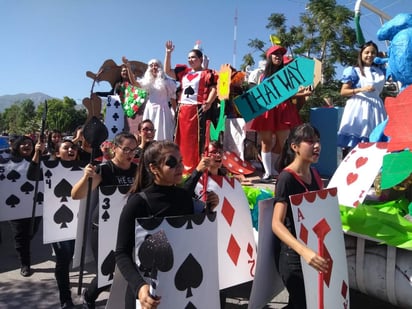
0, 93, 54, 112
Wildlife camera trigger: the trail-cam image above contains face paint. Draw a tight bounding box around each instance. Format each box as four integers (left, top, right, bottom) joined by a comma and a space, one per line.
208, 145, 223, 158
165, 155, 178, 168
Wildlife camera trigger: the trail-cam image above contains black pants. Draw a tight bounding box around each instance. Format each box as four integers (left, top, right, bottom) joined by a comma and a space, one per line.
9, 217, 41, 267
52, 240, 75, 305
278, 247, 307, 309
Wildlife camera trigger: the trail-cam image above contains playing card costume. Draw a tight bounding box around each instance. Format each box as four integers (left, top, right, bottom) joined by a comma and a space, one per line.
84, 160, 137, 305
115, 184, 194, 308
3, 136, 42, 278
274, 168, 323, 308
27, 158, 76, 307
173, 65, 218, 174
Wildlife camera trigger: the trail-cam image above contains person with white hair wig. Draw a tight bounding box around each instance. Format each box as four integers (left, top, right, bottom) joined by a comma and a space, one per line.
137, 58, 177, 142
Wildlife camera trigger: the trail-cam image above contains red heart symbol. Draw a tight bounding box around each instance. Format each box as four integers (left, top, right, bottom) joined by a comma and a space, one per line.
355, 157, 368, 168
186, 73, 199, 81
346, 173, 358, 185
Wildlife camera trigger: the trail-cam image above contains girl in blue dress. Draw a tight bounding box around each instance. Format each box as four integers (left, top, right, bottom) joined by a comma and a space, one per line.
337, 41, 387, 155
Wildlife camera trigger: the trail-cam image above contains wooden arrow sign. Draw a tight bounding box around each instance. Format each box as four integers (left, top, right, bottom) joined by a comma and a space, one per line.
234, 57, 315, 122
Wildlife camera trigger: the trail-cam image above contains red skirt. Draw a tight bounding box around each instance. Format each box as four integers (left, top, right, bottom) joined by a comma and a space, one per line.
249, 100, 302, 132
174, 104, 201, 174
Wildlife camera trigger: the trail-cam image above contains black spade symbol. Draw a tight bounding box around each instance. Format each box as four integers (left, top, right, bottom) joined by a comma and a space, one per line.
36, 192, 44, 205
184, 86, 195, 98
138, 230, 174, 273
138, 230, 174, 298
54, 204, 74, 228
83, 116, 108, 148
7, 170, 21, 182
101, 250, 116, 280
54, 179, 72, 202
44, 169, 53, 179
174, 254, 203, 298
101, 210, 110, 222
20, 181, 34, 194
6, 194, 20, 208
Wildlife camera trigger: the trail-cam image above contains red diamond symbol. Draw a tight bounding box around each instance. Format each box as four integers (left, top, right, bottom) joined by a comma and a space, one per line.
299, 224, 308, 244
247, 242, 253, 258
227, 234, 241, 266
221, 197, 235, 226
341, 280, 348, 298
323, 245, 333, 287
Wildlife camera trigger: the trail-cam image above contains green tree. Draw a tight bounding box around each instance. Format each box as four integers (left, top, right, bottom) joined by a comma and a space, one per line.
1, 99, 39, 135
19, 99, 38, 134
37, 97, 87, 135
1, 97, 87, 136
243, 0, 359, 119
0, 113, 5, 133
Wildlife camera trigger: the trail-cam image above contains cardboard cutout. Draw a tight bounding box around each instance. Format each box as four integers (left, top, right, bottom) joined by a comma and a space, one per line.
327, 142, 388, 207
234, 57, 315, 122
0, 159, 43, 221
290, 188, 349, 309
383, 85, 412, 152
86, 59, 147, 91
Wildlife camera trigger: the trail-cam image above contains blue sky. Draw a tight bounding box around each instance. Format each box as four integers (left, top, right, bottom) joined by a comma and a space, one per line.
0, 0, 409, 103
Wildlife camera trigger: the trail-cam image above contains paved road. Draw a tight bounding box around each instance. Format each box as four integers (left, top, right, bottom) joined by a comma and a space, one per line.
0, 174, 404, 308
0, 219, 403, 308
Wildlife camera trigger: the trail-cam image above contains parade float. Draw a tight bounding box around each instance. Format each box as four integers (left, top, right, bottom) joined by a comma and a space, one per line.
237, 4, 412, 307
2, 7, 412, 306
331, 11, 412, 308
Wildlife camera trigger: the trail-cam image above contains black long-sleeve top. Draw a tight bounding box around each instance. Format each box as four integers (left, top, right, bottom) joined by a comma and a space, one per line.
115, 183, 194, 300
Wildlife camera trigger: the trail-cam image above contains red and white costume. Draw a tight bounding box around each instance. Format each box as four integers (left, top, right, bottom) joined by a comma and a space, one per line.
174, 65, 217, 173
